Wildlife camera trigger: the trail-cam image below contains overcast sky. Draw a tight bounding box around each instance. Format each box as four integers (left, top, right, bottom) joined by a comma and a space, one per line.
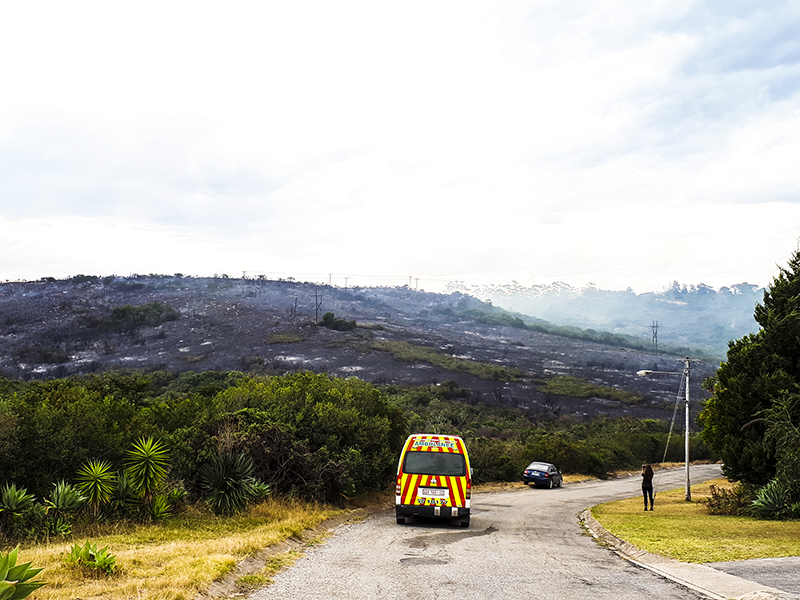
2, 1, 799, 293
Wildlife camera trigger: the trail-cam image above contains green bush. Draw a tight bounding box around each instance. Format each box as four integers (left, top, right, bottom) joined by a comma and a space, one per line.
703, 482, 756, 516
319, 312, 356, 331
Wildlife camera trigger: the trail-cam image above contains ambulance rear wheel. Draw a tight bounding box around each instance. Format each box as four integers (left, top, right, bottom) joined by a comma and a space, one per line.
459, 518, 470, 528
396, 516, 406, 524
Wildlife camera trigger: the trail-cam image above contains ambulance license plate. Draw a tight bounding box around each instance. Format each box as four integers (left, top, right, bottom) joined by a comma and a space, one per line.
420, 488, 446, 497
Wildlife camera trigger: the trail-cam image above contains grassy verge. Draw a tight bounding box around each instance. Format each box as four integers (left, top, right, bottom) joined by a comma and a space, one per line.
12, 497, 342, 600
591, 478, 800, 563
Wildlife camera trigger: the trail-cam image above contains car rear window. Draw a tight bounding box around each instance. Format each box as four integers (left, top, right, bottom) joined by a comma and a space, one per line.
403, 451, 466, 477
527, 463, 550, 471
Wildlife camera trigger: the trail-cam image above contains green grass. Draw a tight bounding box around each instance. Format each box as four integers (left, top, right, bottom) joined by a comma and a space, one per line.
371, 340, 528, 381
538, 375, 643, 404
591, 478, 800, 563
266, 332, 305, 344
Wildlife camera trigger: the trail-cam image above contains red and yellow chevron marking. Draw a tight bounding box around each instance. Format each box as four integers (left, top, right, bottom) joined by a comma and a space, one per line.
396, 434, 472, 508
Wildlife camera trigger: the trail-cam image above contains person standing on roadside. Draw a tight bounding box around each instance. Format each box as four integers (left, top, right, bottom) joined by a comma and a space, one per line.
641, 464, 654, 510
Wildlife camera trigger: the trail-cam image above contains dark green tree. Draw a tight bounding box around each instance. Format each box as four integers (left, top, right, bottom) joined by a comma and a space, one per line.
700, 251, 800, 487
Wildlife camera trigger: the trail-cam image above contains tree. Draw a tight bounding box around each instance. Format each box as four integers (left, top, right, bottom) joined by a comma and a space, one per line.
700, 251, 800, 488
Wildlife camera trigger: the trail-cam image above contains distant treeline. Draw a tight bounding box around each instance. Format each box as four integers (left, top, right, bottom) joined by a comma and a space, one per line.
434, 299, 711, 358
457, 281, 765, 358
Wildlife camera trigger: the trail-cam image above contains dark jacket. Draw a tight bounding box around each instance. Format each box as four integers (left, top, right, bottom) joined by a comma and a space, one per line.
642, 465, 654, 488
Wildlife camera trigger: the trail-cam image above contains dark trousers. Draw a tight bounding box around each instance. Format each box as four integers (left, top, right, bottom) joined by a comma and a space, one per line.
642, 486, 654, 508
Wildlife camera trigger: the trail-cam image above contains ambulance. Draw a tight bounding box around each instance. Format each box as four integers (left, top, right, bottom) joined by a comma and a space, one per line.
395, 433, 472, 527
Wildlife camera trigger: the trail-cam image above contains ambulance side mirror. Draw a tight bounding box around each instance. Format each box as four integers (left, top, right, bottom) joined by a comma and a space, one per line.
470, 467, 474, 477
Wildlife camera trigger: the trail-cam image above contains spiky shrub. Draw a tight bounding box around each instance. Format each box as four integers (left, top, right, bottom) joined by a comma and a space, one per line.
164, 482, 187, 509
0, 484, 35, 537
65, 541, 117, 576
125, 436, 169, 514
150, 494, 172, 521
76, 459, 115, 519
107, 471, 138, 518
201, 452, 268, 515
45, 480, 85, 519
751, 479, 789, 519
0, 546, 46, 599
46, 480, 85, 512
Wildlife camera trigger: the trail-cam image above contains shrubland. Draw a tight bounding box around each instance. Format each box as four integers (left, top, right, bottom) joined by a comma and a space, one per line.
0, 369, 716, 542
0, 367, 719, 598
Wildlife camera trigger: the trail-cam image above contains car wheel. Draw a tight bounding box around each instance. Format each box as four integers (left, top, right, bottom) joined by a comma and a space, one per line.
557, 478, 562, 488
548, 479, 554, 489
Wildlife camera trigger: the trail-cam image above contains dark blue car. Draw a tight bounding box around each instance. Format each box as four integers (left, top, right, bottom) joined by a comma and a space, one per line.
522, 462, 563, 488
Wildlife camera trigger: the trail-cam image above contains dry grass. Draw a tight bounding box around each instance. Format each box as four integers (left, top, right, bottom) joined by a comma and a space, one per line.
592, 477, 800, 563
10, 497, 342, 600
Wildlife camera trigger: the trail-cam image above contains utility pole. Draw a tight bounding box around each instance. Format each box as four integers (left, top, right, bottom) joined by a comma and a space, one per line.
637, 357, 700, 501
652, 321, 659, 352
314, 289, 324, 322
681, 357, 700, 501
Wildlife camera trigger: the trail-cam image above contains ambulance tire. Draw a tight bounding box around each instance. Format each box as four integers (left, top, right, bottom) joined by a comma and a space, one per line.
459, 518, 470, 528
396, 516, 406, 524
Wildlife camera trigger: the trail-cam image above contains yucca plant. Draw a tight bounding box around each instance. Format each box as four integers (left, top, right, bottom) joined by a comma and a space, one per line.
0, 546, 46, 599
125, 436, 169, 515
76, 459, 115, 519
0, 484, 35, 537
201, 452, 267, 515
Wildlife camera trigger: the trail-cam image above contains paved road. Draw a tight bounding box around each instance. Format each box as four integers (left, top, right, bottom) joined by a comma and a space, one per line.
249, 464, 723, 599
707, 556, 800, 595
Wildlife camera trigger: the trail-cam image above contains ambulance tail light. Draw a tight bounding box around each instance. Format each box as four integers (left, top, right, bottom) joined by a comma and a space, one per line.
466, 481, 472, 500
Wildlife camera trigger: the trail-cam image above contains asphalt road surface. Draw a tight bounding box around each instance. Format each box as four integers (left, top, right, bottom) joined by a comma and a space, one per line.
249, 464, 723, 600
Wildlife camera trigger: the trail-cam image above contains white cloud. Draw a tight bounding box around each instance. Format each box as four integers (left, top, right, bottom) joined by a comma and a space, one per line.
1, 1, 799, 292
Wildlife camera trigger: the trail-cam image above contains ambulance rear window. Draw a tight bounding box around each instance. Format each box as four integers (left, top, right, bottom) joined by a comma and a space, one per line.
403, 451, 466, 477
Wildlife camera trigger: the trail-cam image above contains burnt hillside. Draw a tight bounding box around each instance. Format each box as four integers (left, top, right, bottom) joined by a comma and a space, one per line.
0, 275, 718, 422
